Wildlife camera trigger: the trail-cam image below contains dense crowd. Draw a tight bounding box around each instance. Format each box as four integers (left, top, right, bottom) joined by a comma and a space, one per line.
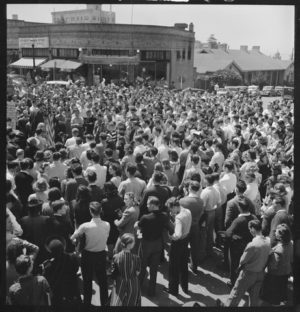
6, 78, 295, 307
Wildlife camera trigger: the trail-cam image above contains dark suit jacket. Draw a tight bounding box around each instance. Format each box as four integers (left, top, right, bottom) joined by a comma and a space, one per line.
64, 177, 88, 203
14, 171, 34, 207
139, 185, 170, 218
115, 206, 139, 236
270, 210, 292, 247
88, 184, 104, 203
20, 215, 50, 248
225, 195, 255, 229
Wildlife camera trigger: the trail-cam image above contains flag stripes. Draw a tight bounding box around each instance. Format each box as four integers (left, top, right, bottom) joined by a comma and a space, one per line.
44, 114, 55, 148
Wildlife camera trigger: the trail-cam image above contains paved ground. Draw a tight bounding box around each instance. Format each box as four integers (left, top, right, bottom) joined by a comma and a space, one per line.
83, 244, 293, 307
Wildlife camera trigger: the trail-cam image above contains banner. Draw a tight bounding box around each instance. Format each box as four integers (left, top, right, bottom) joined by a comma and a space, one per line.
19, 37, 49, 48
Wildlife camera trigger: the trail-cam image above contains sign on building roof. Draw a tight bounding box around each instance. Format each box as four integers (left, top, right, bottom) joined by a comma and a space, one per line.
19, 37, 49, 48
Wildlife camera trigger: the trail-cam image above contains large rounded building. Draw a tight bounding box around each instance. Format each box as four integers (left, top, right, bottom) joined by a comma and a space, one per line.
7, 17, 195, 88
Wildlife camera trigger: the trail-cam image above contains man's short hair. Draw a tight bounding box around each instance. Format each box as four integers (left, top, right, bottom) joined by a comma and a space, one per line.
189, 180, 200, 192
71, 164, 83, 176
126, 163, 137, 175
248, 219, 262, 232
205, 174, 214, 185
76, 137, 83, 145
153, 171, 163, 183
236, 180, 247, 193
87, 170, 97, 183
166, 197, 180, 209
91, 152, 100, 163
224, 160, 234, 171
147, 196, 160, 207
19, 159, 30, 171
191, 154, 200, 165
14, 254, 32, 275
100, 133, 107, 141
89, 201, 101, 215
150, 147, 158, 156
52, 152, 61, 161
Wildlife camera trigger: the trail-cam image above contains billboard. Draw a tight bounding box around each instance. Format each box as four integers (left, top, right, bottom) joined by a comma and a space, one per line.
19, 37, 49, 48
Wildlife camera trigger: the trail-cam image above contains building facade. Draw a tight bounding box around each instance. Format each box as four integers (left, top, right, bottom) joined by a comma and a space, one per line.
51, 5, 115, 24
7, 19, 195, 88
194, 41, 293, 88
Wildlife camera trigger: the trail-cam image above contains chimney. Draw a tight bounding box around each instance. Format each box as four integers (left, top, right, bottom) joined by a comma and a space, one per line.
189, 23, 194, 32
252, 46, 260, 52
12, 14, 18, 20
174, 23, 188, 30
240, 45, 248, 53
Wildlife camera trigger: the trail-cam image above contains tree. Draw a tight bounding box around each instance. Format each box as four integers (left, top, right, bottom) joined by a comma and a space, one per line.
208, 69, 243, 87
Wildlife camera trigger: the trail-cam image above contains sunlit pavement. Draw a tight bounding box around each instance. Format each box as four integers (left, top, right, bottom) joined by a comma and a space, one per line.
83, 246, 293, 307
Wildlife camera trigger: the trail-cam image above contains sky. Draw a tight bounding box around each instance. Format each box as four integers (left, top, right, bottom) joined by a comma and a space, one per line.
6, 4, 294, 60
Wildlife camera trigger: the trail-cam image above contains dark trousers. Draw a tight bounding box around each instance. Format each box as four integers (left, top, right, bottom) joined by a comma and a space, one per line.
81, 250, 108, 306
189, 224, 200, 269
140, 238, 162, 295
228, 242, 246, 285
169, 237, 189, 295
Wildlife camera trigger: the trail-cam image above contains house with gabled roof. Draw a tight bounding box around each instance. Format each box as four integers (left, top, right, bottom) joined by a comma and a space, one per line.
194, 41, 293, 88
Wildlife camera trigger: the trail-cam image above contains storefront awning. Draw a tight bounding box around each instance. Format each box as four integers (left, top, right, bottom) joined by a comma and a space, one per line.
9, 58, 47, 69
81, 55, 140, 65
41, 59, 83, 71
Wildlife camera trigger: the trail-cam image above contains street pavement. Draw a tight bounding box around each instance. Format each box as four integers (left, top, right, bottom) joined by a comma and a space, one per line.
86, 245, 293, 307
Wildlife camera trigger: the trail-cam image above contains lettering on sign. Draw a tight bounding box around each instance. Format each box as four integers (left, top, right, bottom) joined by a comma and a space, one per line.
19, 37, 49, 48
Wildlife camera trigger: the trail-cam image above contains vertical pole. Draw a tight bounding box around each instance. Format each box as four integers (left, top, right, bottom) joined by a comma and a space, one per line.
53, 61, 56, 80
32, 43, 35, 81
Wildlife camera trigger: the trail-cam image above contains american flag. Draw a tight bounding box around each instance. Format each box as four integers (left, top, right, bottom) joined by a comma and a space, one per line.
44, 114, 55, 148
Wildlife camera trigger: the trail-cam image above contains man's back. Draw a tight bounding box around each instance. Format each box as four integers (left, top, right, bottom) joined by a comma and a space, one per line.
118, 177, 146, 201
225, 196, 255, 229
179, 196, 204, 226
9, 275, 50, 305
139, 185, 170, 217
270, 210, 292, 246
64, 177, 88, 203
20, 215, 49, 247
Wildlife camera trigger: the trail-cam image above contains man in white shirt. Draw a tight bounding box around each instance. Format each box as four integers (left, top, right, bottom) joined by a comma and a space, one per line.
200, 174, 221, 258
153, 127, 163, 149
65, 128, 79, 148
209, 142, 225, 173
118, 163, 146, 201
71, 201, 110, 306
48, 152, 68, 181
157, 135, 170, 162
82, 134, 95, 151
220, 160, 237, 198
85, 152, 107, 189
164, 197, 192, 296
133, 135, 147, 156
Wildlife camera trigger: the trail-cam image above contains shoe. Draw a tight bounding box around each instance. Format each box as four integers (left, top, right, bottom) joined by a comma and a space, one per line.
189, 264, 198, 275
226, 281, 234, 289
216, 299, 224, 307
163, 286, 178, 296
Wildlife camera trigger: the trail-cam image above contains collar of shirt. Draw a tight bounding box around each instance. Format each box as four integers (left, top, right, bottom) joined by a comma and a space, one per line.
238, 212, 251, 217
188, 193, 199, 198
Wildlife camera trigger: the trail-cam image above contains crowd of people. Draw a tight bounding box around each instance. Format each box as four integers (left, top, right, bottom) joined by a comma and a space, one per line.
6, 77, 296, 308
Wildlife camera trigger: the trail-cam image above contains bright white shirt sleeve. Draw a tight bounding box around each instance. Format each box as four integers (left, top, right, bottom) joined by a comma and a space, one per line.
172, 217, 182, 241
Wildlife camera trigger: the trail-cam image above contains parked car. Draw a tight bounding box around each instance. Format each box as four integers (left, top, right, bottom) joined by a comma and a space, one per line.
247, 85, 260, 96
238, 86, 248, 94
275, 86, 284, 96
216, 88, 229, 96
282, 86, 294, 100
261, 85, 276, 97
224, 86, 240, 95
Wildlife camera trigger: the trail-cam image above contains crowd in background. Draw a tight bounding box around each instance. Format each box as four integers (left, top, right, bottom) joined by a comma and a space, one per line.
6, 78, 295, 307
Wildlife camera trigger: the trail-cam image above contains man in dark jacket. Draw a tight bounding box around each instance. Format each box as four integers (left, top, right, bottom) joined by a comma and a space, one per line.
224, 180, 256, 229
269, 196, 292, 247
14, 158, 34, 216
139, 171, 170, 218
19, 198, 50, 266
